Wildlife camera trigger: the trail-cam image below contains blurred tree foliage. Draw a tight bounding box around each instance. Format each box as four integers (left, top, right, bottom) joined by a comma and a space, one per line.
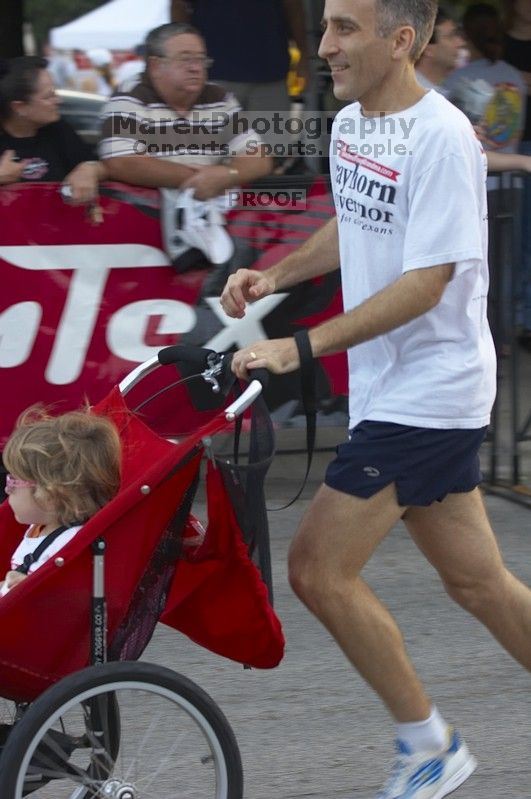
26, 0, 109, 49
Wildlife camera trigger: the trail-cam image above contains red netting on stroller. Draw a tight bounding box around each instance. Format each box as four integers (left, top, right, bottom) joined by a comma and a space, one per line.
0, 352, 284, 705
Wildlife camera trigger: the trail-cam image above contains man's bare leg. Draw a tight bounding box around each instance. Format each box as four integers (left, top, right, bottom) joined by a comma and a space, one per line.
404, 488, 531, 670
288, 482, 432, 722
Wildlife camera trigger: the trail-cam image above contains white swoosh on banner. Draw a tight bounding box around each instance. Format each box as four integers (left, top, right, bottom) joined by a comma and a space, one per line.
0, 244, 170, 269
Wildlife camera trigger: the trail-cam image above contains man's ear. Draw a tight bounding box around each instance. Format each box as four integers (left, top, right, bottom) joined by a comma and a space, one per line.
391, 24, 417, 61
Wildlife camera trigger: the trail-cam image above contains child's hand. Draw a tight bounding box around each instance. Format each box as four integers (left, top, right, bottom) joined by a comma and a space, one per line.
4, 570, 27, 591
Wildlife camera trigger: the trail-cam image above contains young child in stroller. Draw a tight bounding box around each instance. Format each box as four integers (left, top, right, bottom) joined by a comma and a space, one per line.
1, 407, 121, 596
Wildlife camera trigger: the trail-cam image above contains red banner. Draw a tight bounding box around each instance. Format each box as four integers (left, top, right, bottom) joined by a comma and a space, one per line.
0, 179, 347, 447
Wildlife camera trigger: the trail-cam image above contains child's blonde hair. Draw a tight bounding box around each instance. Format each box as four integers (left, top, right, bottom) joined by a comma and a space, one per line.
3, 407, 121, 526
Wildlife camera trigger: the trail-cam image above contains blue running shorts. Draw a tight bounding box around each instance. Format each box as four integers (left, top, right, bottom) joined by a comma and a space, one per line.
324, 421, 488, 507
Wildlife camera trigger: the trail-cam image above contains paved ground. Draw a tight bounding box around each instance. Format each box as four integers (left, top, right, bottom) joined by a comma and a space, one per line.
143, 443, 531, 799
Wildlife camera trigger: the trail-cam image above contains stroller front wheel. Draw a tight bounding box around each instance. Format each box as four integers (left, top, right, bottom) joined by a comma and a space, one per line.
0, 660, 243, 799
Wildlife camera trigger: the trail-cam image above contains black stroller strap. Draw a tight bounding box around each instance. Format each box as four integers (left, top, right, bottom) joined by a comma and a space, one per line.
271, 329, 316, 511
15, 525, 70, 575
294, 328, 316, 486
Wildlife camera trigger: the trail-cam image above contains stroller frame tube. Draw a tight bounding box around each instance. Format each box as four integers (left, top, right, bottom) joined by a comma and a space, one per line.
91, 538, 107, 665
224, 379, 263, 420
118, 355, 159, 395
118, 353, 264, 420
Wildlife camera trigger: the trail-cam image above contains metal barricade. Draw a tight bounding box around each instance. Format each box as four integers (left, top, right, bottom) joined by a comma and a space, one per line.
484, 169, 531, 506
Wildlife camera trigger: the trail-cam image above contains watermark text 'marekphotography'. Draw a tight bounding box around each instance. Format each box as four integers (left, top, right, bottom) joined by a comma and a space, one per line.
112, 110, 416, 142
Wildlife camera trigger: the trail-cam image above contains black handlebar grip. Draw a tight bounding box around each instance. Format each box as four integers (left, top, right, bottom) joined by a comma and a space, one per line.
222, 353, 270, 390
158, 345, 215, 368
249, 367, 270, 389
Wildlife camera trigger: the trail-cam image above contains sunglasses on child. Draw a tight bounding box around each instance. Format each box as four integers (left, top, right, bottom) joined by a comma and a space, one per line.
5, 474, 36, 494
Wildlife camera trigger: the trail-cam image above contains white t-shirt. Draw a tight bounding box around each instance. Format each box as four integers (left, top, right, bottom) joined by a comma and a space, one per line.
330, 89, 496, 430
0, 524, 82, 596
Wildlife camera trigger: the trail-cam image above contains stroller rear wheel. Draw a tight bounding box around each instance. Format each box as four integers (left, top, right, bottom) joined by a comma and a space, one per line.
0, 661, 243, 799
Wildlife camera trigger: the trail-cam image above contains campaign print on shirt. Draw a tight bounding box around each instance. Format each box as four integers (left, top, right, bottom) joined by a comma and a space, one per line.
334, 145, 399, 237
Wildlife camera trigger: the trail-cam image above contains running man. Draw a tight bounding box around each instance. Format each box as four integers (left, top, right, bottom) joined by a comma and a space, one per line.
220, 0, 531, 797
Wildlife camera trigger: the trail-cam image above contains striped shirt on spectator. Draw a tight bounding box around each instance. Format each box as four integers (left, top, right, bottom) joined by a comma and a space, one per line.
99, 76, 260, 166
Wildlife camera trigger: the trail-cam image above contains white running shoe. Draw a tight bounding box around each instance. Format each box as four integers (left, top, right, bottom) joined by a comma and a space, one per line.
376, 729, 477, 799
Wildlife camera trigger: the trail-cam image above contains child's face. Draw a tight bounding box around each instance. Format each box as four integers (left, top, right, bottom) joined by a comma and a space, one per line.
5, 477, 56, 527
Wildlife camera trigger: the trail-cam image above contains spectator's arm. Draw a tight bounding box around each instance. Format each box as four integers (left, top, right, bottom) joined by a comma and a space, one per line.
99, 103, 197, 188
487, 151, 531, 173
103, 154, 197, 188
63, 160, 106, 205
228, 152, 273, 183
180, 153, 273, 200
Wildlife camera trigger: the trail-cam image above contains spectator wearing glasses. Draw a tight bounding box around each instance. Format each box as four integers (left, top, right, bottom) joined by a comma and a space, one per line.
415, 7, 466, 96
99, 22, 272, 201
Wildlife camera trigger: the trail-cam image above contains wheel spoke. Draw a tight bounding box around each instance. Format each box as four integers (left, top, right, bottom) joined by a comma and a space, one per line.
0, 662, 242, 799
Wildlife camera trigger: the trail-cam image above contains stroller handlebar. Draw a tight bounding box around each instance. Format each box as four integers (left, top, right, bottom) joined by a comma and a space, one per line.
118, 346, 269, 420
119, 355, 161, 396
224, 379, 264, 420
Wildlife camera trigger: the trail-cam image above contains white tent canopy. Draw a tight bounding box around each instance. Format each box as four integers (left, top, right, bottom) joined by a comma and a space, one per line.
50, 0, 171, 51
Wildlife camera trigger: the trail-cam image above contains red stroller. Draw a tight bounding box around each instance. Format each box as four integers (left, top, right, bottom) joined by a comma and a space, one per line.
0, 346, 285, 799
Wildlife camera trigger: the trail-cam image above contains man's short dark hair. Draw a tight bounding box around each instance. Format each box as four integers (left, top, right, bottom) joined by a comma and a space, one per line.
145, 22, 202, 59
375, 0, 439, 62
428, 6, 454, 44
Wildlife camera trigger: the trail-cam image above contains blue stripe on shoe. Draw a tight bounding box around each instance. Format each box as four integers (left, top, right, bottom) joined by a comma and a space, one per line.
396, 740, 413, 756
447, 730, 461, 754
405, 758, 444, 794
